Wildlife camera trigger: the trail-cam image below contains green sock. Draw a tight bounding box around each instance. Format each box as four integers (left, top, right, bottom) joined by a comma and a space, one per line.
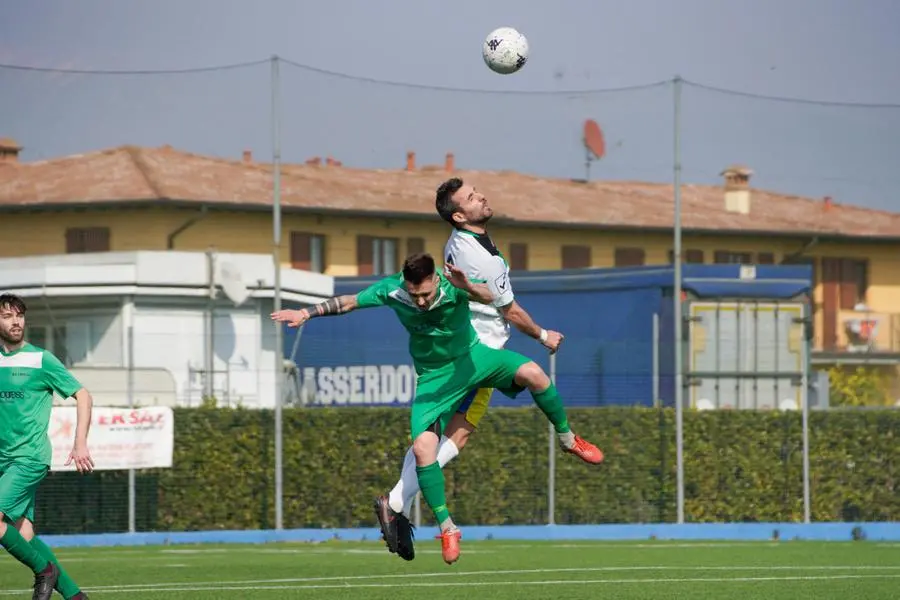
415, 462, 452, 525
0, 525, 49, 574
532, 383, 571, 434
31, 537, 81, 599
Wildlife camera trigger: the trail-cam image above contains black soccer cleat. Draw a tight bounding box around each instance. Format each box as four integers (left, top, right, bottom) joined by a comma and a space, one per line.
32, 563, 59, 600
396, 512, 417, 561
373, 496, 400, 554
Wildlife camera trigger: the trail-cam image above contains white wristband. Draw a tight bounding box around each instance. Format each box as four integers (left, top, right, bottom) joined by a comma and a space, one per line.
539, 328, 548, 343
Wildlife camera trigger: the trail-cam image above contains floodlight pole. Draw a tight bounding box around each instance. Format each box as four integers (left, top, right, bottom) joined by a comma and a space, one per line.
271, 54, 284, 531
673, 75, 685, 525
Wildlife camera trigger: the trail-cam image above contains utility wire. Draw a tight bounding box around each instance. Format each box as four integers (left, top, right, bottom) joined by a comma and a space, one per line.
2, 57, 900, 107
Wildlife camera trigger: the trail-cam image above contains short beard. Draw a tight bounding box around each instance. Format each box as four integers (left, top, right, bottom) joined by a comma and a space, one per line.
0, 329, 23, 346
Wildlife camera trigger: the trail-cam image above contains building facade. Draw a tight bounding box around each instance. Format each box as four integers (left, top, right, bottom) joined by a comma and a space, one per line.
2, 140, 899, 363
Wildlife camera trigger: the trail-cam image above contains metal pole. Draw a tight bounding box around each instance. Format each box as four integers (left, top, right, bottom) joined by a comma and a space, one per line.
673, 76, 685, 525
271, 54, 284, 531
547, 352, 557, 525
653, 313, 660, 407
801, 313, 811, 523
125, 298, 136, 534
205, 248, 216, 401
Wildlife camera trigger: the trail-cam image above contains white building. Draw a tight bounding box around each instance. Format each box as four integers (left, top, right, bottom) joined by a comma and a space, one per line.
0, 251, 333, 408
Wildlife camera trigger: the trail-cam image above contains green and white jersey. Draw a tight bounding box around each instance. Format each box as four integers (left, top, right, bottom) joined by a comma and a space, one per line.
0, 343, 83, 466
356, 272, 479, 374
444, 229, 514, 350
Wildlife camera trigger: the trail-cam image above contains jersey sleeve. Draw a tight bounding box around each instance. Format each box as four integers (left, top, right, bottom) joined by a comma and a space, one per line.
481, 259, 515, 308
355, 278, 392, 309
41, 351, 84, 399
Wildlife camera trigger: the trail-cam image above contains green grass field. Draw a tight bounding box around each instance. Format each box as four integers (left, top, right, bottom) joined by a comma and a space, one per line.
1, 539, 899, 599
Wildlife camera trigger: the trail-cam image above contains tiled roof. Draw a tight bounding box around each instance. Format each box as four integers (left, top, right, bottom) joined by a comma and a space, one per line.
1, 144, 898, 239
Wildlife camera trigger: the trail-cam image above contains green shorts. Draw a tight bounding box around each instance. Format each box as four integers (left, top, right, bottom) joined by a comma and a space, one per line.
0, 461, 48, 524
411, 343, 531, 439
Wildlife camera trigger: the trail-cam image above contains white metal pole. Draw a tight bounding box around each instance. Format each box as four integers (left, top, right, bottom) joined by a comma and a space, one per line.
125, 297, 136, 533
548, 352, 557, 525
801, 315, 811, 523
673, 76, 685, 524
271, 54, 284, 531
653, 313, 660, 408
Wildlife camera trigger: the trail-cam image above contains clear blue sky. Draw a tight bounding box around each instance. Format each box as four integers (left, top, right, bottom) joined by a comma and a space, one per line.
1, 0, 899, 211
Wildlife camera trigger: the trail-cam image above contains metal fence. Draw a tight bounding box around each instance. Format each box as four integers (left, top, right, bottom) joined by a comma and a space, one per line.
2, 56, 900, 536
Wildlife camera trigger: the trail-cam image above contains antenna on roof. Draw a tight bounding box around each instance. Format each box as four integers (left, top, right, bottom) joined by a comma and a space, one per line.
582, 119, 605, 181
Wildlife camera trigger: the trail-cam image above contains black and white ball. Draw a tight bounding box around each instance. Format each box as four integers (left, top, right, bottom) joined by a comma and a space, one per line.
482, 27, 529, 75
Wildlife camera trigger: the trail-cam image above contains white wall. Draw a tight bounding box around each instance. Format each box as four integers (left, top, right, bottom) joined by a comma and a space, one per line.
132, 300, 276, 407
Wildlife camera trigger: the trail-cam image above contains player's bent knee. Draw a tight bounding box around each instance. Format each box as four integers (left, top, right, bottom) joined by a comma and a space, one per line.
514, 361, 550, 390
15, 518, 34, 541
412, 429, 440, 464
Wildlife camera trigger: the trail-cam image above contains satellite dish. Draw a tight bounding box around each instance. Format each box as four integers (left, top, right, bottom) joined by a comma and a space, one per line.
218, 261, 250, 307
582, 119, 606, 181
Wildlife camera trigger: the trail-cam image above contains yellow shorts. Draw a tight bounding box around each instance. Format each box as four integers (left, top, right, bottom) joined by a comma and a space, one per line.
457, 387, 495, 427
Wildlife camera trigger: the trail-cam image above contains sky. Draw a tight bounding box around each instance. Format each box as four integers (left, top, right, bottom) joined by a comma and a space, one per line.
1, 0, 899, 211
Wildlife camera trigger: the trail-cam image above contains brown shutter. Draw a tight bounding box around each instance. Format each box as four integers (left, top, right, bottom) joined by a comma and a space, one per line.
821, 258, 841, 349
509, 243, 528, 271
406, 237, 425, 256
357, 235, 374, 276
66, 227, 110, 253
614, 247, 646, 267
686, 249, 704, 264
561, 245, 591, 269
290, 232, 311, 270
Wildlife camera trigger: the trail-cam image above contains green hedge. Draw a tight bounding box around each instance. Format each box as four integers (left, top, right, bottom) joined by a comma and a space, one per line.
36, 407, 900, 534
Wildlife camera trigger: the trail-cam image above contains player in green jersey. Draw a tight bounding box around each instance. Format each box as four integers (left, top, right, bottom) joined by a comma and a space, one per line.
0, 294, 94, 600
270, 253, 602, 565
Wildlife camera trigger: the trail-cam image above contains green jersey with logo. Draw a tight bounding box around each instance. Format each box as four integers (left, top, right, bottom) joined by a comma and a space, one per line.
0, 343, 83, 466
356, 272, 479, 374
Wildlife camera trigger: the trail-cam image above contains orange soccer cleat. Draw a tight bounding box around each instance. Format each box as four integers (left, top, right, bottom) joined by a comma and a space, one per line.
435, 528, 461, 565
562, 435, 604, 464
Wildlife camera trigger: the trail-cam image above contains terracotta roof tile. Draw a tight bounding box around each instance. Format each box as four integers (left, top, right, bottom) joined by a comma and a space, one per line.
1, 144, 898, 239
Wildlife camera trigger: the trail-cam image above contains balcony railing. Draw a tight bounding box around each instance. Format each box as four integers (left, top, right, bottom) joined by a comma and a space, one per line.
828, 309, 900, 354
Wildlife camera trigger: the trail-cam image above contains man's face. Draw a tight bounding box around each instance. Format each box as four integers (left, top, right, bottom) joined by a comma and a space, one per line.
450, 184, 493, 228
0, 304, 25, 346
404, 274, 440, 310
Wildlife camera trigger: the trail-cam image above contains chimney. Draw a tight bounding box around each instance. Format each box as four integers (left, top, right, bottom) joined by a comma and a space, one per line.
242, 150, 253, 163
0, 138, 23, 163
406, 151, 416, 171
720, 164, 753, 215
445, 152, 455, 172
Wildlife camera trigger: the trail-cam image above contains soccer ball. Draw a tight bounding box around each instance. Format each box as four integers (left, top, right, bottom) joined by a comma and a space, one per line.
482, 27, 529, 75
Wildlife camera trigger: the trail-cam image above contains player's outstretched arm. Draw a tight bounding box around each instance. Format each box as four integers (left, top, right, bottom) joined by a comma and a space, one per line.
444, 264, 494, 305
270, 295, 360, 328
499, 301, 564, 353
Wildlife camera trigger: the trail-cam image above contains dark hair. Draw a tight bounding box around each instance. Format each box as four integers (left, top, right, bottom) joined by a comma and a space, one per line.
0, 293, 26, 315
435, 177, 464, 228
402, 253, 436, 285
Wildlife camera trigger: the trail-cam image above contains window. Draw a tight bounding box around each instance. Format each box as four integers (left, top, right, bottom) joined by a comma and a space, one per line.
66, 227, 110, 253
561, 245, 591, 269
406, 237, 425, 256
614, 247, 645, 267
756, 252, 775, 265
357, 235, 398, 276
508, 243, 528, 271
667, 249, 704, 264
714, 250, 753, 264
290, 232, 326, 272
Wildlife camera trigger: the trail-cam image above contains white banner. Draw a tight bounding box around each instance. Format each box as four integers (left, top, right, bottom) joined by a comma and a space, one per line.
49, 406, 174, 471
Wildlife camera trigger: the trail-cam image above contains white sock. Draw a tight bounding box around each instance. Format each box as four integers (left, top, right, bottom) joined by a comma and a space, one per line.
388, 446, 417, 514
388, 436, 461, 517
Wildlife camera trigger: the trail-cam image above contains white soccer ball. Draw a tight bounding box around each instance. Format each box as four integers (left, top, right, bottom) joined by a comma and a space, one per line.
482, 27, 529, 75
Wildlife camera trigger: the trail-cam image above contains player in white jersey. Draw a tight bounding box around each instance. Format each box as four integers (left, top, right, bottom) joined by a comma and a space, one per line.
375, 177, 603, 561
